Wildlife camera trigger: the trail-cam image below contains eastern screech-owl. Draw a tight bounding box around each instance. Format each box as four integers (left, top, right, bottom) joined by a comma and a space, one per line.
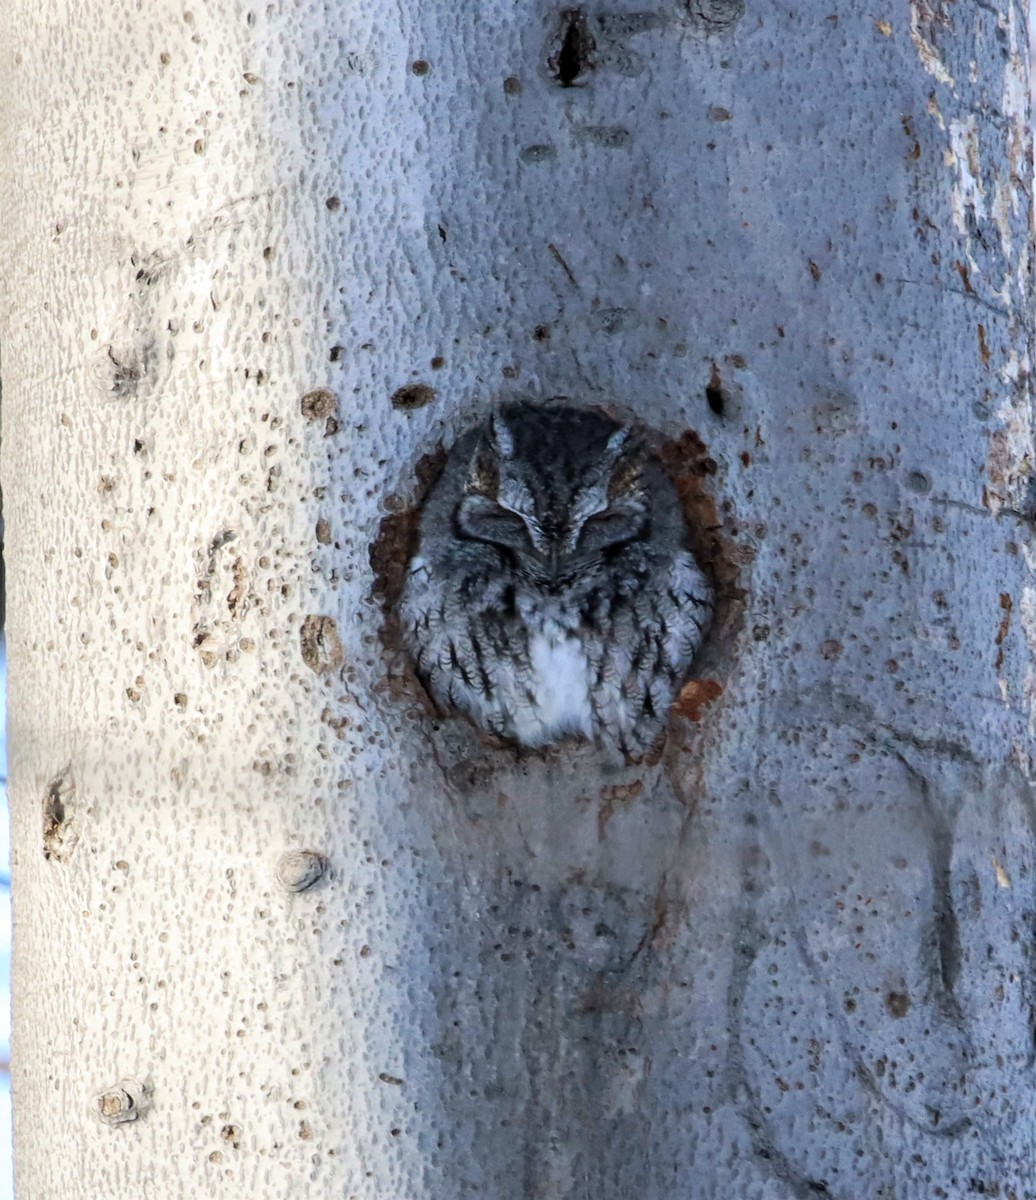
400, 402, 714, 759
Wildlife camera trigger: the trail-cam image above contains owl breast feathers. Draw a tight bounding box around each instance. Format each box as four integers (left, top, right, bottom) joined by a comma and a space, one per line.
400, 402, 714, 760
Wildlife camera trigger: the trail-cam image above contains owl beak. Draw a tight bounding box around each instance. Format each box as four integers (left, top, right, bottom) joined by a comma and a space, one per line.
543, 543, 570, 589
529, 536, 569, 589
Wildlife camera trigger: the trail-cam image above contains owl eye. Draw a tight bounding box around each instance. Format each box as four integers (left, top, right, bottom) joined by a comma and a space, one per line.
577, 508, 643, 553
456, 495, 534, 552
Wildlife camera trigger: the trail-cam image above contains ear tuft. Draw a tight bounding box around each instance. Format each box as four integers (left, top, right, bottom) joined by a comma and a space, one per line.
604, 426, 632, 456
466, 416, 507, 498
489, 410, 515, 458
605, 427, 645, 501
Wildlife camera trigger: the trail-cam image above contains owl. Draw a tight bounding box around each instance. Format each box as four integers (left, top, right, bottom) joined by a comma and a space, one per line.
399, 402, 714, 760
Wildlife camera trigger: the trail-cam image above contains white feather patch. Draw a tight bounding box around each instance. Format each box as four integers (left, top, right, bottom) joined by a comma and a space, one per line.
506, 619, 593, 746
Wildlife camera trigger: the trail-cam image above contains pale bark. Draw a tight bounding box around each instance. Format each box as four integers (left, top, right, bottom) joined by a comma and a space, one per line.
1, 1, 1034, 1198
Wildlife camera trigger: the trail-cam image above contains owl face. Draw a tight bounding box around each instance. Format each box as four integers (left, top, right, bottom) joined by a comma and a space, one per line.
401, 400, 715, 757
455, 405, 648, 589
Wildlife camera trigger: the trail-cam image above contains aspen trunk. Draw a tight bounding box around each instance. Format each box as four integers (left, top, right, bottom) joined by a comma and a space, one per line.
1, 2, 1033, 1197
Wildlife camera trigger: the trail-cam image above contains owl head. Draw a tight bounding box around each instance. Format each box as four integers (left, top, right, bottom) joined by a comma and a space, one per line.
455, 402, 649, 588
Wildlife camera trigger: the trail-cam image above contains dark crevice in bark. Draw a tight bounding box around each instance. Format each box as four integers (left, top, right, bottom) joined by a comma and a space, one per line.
789, 918, 974, 1142
705, 362, 730, 417
896, 754, 966, 1022
551, 11, 594, 87
726, 913, 845, 1199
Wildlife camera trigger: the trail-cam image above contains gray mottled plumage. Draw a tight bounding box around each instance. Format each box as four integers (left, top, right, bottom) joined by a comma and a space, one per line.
400, 402, 714, 760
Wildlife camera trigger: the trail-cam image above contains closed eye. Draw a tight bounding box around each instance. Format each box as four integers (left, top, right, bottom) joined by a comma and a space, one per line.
578, 509, 643, 551
475, 510, 530, 543
457, 496, 535, 552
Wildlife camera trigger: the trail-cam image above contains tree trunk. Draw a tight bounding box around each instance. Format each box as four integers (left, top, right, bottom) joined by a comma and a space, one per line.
1, 1, 1033, 1197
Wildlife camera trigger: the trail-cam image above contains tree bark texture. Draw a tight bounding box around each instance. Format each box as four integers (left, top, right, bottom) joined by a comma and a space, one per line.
1, 2, 1033, 1198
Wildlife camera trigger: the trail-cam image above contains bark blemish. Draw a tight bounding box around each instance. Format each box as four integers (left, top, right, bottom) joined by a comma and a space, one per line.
391, 383, 437, 411
520, 143, 558, 164
885, 989, 911, 1019
547, 242, 578, 287
977, 323, 990, 367
550, 11, 595, 87
43, 766, 77, 861
909, 2, 955, 88
299, 615, 344, 675
655, 426, 742, 750
705, 363, 728, 417
300, 387, 339, 432
104, 343, 152, 397
369, 447, 447, 712
934, 887, 962, 1000
574, 125, 632, 149
995, 591, 1012, 673
685, 0, 745, 32
672, 678, 723, 722
370, 445, 446, 639
276, 849, 329, 892
898, 754, 964, 1013
596, 779, 644, 835
95, 1079, 151, 1127
657, 428, 739, 624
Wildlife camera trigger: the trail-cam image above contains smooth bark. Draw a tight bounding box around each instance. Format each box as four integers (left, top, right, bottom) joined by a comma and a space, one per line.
1, 2, 1033, 1197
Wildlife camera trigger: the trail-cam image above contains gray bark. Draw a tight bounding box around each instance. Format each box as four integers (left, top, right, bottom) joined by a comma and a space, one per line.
1, 1, 1033, 1197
